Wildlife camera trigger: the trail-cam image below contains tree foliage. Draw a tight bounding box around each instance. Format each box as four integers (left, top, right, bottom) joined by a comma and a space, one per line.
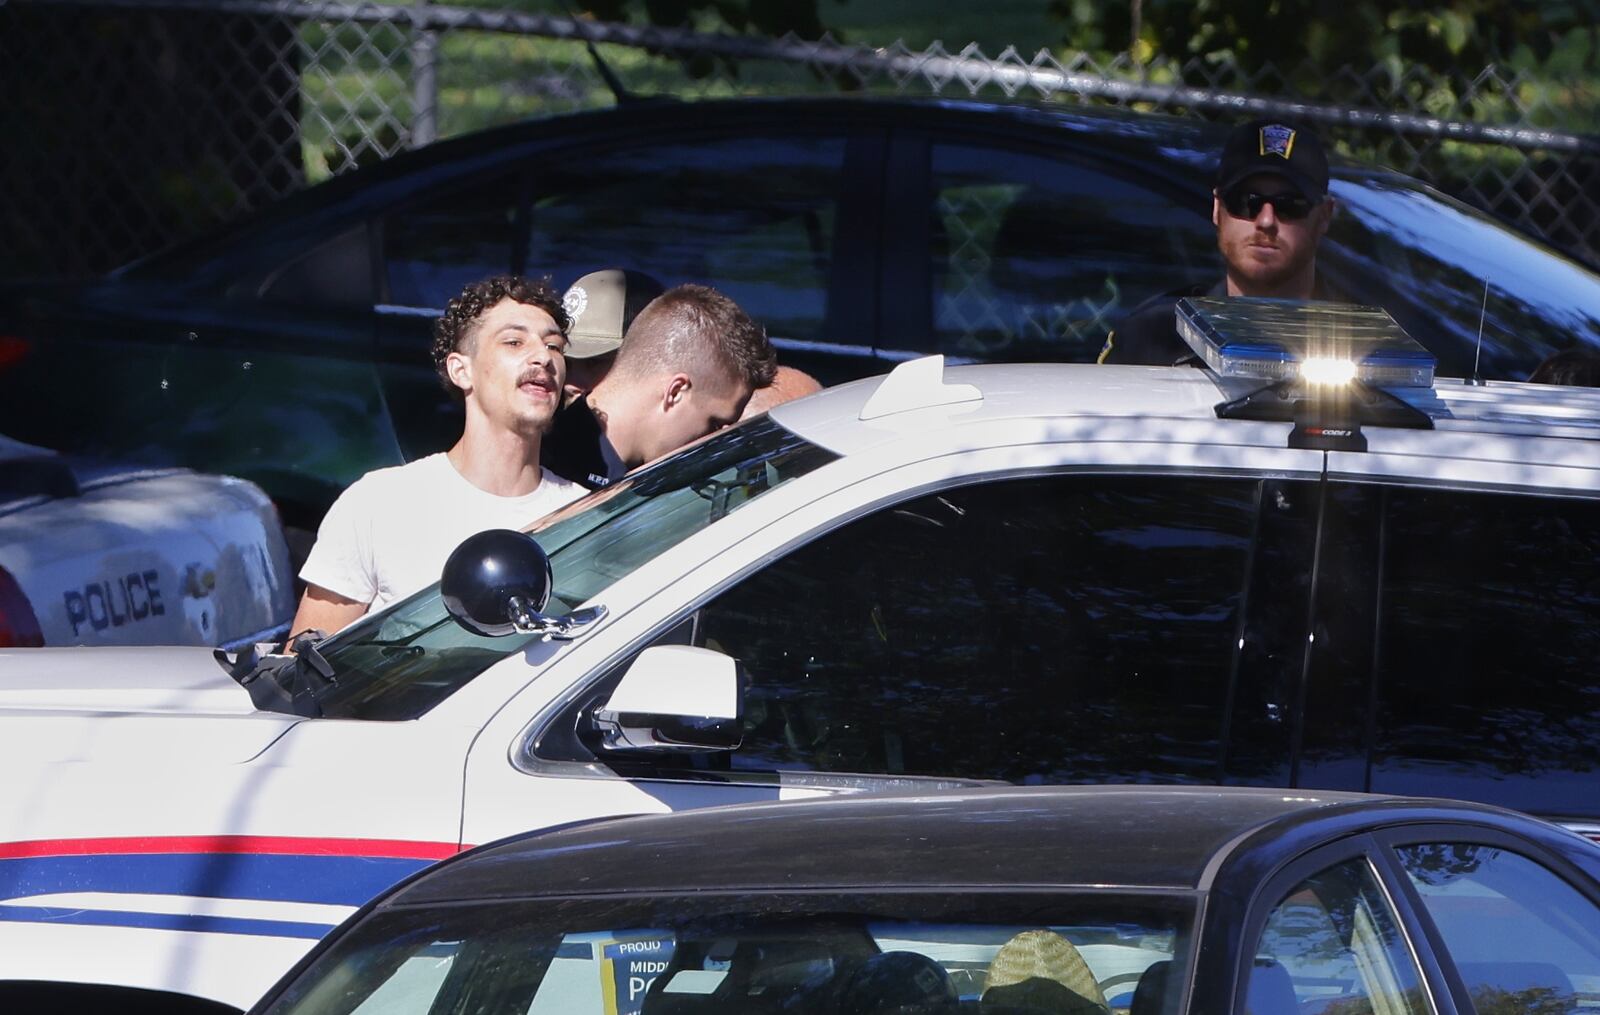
1046, 0, 1600, 76
575, 0, 834, 41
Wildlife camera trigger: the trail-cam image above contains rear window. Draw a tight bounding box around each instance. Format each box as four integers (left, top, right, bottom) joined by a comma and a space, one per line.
261, 892, 1194, 1015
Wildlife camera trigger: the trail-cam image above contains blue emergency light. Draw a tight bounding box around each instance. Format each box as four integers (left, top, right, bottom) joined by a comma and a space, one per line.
1177, 297, 1438, 450
1176, 297, 1436, 388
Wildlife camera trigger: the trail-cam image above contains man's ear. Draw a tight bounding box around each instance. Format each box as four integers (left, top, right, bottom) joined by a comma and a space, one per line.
445, 350, 473, 396
1313, 195, 1337, 239
1211, 189, 1222, 229
663, 373, 692, 409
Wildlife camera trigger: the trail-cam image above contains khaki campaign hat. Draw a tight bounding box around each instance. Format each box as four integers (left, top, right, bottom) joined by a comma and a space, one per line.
561, 268, 667, 359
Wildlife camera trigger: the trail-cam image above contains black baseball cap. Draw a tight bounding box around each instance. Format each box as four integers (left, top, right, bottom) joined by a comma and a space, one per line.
1215, 119, 1329, 200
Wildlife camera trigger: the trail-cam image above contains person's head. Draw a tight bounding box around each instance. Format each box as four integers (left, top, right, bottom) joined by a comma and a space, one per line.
598, 284, 777, 465
739, 365, 823, 421
1212, 120, 1336, 297
561, 268, 667, 397
1528, 347, 1600, 386
431, 275, 569, 437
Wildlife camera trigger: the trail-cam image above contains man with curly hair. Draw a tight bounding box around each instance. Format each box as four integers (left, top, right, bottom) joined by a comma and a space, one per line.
289, 276, 586, 637
543, 283, 778, 490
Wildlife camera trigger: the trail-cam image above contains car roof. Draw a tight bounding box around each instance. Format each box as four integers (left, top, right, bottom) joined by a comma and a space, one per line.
108, 97, 1235, 282
382, 785, 1532, 907
768, 362, 1600, 462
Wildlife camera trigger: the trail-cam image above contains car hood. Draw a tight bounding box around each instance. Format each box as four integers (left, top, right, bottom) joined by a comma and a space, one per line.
0, 646, 299, 764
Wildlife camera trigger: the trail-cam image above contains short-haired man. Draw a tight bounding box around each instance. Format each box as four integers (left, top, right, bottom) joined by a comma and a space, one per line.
289, 276, 585, 636
561, 268, 666, 402
542, 284, 778, 490
1099, 119, 1341, 366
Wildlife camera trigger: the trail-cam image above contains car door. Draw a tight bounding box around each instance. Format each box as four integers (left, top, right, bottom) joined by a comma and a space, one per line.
876, 124, 1217, 365
1377, 829, 1600, 1015
1225, 839, 1439, 1015
1287, 439, 1600, 827
456, 435, 1326, 847
373, 121, 887, 461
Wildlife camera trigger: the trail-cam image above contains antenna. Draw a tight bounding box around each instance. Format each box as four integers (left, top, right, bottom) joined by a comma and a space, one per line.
561, 2, 642, 105
1469, 278, 1490, 386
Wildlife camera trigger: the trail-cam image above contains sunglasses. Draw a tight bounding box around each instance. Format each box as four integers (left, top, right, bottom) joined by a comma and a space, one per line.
1221, 188, 1319, 221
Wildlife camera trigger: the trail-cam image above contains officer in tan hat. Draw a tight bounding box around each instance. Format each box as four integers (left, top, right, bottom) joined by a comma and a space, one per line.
560, 268, 666, 402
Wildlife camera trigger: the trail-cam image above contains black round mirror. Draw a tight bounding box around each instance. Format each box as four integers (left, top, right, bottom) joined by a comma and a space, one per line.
440, 529, 553, 637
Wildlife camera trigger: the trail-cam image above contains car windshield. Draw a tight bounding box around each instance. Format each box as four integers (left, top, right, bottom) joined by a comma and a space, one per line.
260, 892, 1194, 1015
309, 417, 838, 720
1325, 173, 1600, 380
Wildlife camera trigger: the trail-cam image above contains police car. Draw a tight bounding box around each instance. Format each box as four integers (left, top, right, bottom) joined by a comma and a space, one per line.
0, 435, 293, 649
1, 303, 1598, 1013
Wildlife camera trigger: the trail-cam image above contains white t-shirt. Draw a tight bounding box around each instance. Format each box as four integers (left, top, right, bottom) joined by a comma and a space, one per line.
300, 454, 585, 612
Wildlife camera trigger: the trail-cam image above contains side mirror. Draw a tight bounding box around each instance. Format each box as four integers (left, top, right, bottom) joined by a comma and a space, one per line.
593, 645, 743, 753
440, 529, 605, 639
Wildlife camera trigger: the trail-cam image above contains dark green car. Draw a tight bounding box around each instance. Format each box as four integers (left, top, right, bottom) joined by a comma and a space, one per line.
5, 97, 1599, 536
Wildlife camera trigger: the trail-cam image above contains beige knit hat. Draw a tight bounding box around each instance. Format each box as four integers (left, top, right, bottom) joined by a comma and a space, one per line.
982, 929, 1109, 1015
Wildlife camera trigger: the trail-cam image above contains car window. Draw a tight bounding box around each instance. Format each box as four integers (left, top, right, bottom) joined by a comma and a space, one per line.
521, 134, 848, 345
926, 144, 1215, 363
259, 894, 1193, 1015
258, 224, 374, 309
1326, 177, 1600, 380
1250, 858, 1428, 1015
384, 177, 518, 308
1396, 843, 1600, 1014
563, 473, 1260, 783
1363, 488, 1600, 812
311, 418, 837, 720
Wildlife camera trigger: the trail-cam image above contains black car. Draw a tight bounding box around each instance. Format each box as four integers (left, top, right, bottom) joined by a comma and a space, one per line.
4, 97, 1600, 531
249, 786, 1600, 1015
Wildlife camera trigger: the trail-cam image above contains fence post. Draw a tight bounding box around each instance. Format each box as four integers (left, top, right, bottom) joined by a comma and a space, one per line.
411, 0, 438, 147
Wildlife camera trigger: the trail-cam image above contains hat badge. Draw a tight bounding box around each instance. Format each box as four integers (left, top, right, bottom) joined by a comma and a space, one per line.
563, 285, 589, 321
1259, 124, 1297, 159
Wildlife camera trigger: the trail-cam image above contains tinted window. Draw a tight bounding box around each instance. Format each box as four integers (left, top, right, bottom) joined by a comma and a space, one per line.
1250, 858, 1427, 1015
384, 178, 517, 307
1327, 178, 1600, 380
1367, 489, 1600, 811
522, 135, 847, 343
259, 224, 373, 309
927, 145, 1215, 362
1397, 843, 1600, 1013
573, 474, 1259, 783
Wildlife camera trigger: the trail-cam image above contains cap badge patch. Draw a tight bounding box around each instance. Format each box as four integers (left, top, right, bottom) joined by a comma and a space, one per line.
1260, 124, 1296, 159
563, 285, 589, 322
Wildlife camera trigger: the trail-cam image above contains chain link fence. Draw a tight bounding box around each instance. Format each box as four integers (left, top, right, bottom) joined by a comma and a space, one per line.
3, 0, 1597, 280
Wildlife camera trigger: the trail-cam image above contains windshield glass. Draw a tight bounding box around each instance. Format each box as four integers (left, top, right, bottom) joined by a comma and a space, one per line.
1325, 174, 1600, 380
310, 418, 838, 720
261, 893, 1194, 1015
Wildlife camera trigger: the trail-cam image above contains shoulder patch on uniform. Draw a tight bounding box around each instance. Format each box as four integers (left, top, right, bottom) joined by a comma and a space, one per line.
1096, 331, 1116, 364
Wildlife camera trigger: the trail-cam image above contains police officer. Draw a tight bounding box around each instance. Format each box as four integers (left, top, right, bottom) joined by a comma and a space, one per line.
1099, 119, 1343, 366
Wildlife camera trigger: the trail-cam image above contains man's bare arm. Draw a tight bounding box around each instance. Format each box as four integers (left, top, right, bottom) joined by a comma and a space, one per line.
288, 584, 369, 644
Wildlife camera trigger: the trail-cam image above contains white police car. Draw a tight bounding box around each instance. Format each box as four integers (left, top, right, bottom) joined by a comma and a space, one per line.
0, 436, 293, 650
1, 303, 1598, 1013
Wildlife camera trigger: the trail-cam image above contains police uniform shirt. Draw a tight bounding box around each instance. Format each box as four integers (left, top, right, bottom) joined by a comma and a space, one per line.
542, 393, 624, 492
1098, 276, 1351, 367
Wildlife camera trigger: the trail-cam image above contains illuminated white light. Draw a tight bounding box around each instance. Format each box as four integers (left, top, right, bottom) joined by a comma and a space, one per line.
1300, 357, 1358, 385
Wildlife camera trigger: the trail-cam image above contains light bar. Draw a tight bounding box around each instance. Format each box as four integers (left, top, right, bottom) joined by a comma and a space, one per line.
1176, 297, 1436, 388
